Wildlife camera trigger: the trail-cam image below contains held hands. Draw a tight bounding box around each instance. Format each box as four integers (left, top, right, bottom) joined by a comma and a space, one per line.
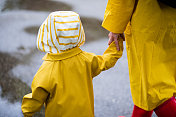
108, 32, 125, 51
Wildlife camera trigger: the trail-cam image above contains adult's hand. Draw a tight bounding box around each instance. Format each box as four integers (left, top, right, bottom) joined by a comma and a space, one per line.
108, 32, 124, 51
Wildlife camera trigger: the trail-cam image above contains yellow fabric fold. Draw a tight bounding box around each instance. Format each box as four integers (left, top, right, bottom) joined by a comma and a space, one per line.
102, 0, 176, 110
102, 0, 135, 33
22, 41, 123, 117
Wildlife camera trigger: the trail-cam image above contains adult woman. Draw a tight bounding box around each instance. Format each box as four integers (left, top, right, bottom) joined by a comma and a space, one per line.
102, 0, 176, 116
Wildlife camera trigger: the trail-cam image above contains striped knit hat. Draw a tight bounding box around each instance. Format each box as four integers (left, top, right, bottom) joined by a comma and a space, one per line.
36, 11, 85, 53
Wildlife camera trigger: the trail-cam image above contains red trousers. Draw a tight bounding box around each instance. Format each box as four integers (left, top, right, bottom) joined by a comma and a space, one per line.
132, 96, 176, 117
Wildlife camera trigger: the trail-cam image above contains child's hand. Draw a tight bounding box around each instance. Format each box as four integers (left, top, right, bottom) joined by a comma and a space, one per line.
108, 32, 125, 51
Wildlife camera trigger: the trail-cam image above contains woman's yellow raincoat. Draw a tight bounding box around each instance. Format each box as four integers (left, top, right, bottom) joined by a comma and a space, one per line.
102, 0, 176, 111
21, 41, 123, 117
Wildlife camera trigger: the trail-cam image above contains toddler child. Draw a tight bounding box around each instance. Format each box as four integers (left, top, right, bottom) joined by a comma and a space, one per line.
21, 11, 123, 117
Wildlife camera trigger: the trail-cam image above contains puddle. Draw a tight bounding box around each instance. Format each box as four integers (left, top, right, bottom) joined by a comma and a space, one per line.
0, 52, 45, 116
2, 0, 72, 12
25, 26, 39, 36
0, 52, 30, 103
81, 17, 108, 42
24, 17, 108, 43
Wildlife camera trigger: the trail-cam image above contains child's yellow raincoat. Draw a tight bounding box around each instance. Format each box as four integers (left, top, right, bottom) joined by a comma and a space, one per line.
102, 0, 176, 111
21, 11, 123, 117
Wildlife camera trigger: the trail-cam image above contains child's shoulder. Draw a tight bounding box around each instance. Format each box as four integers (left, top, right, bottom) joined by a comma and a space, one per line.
79, 51, 97, 62
35, 60, 54, 76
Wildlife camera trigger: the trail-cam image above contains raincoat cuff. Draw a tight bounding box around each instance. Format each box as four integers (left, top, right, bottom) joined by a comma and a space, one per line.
102, 19, 125, 34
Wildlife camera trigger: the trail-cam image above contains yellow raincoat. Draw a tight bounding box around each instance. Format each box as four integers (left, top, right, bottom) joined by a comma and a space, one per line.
21, 41, 123, 117
102, 0, 176, 111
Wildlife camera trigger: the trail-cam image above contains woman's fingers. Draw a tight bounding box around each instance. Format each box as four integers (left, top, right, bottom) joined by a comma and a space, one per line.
108, 32, 122, 51
108, 37, 114, 45
114, 37, 120, 51
108, 32, 114, 45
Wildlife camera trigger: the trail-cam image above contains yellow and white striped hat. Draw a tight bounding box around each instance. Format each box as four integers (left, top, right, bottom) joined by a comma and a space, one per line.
36, 11, 85, 53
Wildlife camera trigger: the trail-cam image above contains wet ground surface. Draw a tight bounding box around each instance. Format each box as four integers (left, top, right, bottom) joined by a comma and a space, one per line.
25, 16, 108, 43
0, 0, 157, 117
0, 0, 109, 117
2, 0, 108, 43
2, 0, 72, 12
0, 51, 45, 117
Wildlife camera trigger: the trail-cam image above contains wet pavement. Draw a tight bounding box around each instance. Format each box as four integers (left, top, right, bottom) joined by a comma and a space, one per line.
0, 0, 157, 117
2, 0, 72, 12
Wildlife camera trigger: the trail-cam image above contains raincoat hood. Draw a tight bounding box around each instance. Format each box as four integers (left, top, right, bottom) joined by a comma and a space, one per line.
37, 11, 85, 53
102, 0, 176, 111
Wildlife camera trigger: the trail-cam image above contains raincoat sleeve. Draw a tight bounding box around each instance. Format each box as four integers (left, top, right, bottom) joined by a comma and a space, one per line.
91, 39, 123, 77
102, 0, 135, 33
21, 61, 53, 117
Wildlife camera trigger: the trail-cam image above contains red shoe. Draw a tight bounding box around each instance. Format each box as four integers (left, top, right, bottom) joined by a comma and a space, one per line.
154, 96, 176, 117
132, 105, 153, 117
